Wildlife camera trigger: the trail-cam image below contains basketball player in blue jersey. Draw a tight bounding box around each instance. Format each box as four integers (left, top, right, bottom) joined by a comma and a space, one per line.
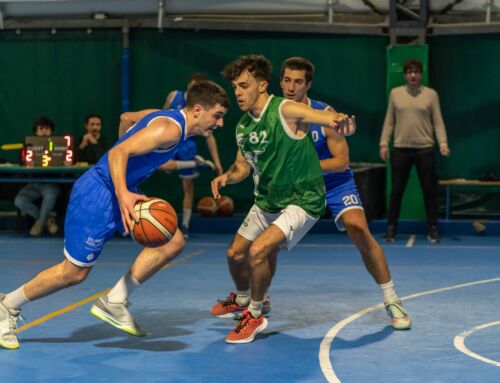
161, 73, 224, 238
280, 57, 411, 329
0, 81, 229, 350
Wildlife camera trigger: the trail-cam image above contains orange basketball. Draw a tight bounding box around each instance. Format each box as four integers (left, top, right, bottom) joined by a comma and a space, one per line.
197, 196, 218, 217
131, 198, 177, 248
216, 196, 234, 216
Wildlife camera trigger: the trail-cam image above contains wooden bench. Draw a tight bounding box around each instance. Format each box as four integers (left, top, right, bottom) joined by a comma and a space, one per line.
439, 179, 500, 219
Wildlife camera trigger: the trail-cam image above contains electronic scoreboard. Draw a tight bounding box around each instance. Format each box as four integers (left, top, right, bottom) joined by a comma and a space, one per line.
22, 136, 74, 167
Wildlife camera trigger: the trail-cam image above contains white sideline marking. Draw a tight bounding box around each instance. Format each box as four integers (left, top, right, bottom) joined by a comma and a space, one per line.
319, 277, 500, 383
454, 321, 500, 367
406, 234, 416, 248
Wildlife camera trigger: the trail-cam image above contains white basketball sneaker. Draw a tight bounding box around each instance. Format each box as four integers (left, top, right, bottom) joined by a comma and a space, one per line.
385, 300, 411, 330
90, 295, 146, 336
0, 293, 21, 350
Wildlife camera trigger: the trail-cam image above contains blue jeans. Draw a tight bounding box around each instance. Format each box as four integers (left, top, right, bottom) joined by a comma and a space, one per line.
14, 183, 60, 224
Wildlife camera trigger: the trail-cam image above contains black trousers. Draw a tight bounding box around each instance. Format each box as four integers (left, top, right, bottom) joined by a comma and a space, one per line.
388, 147, 438, 227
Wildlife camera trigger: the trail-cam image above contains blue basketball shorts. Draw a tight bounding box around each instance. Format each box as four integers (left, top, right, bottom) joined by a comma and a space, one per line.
173, 137, 198, 179
325, 176, 364, 231
64, 169, 124, 267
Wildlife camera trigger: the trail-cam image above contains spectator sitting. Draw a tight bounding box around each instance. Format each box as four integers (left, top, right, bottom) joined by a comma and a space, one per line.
14, 117, 60, 236
76, 114, 109, 165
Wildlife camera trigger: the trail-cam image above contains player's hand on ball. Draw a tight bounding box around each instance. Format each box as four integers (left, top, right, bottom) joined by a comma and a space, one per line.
118, 191, 150, 235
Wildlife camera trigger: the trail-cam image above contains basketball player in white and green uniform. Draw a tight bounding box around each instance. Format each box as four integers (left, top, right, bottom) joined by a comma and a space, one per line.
210, 55, 355, 343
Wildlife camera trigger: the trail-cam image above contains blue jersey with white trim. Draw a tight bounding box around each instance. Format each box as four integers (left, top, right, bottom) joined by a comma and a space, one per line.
169, 90, 186, 109
93, 109, 187, 191
308, 98, 353, 189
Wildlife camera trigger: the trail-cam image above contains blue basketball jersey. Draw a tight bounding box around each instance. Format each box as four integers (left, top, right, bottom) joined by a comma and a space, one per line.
166, 90, 199, 175
93, 109, 188, 191
168, 90, 187, 109
308, 98, 353, 190
64, 109, 188, 266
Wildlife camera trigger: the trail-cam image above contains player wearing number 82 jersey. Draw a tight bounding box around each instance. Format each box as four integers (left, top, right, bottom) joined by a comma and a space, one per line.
235, 95, 325, 218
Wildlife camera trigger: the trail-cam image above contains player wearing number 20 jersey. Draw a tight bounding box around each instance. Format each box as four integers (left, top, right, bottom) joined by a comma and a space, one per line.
308, 98, 364, 230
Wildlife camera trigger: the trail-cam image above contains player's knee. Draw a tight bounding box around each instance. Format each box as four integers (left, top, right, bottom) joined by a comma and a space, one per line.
248, 243, 269, 266
345, 219, 365, 235
345, 218, 370, 241
60, 267, 89, 287
169, 234, 186, 255
227, 245, 246, 263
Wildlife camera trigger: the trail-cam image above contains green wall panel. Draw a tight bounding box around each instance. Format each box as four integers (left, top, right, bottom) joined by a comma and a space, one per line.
129, 29, 388, 212
0, 30, 122, 164
0, 28, 498, 217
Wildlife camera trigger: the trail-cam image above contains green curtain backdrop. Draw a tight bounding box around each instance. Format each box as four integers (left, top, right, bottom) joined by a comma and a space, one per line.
129, 29, 388, 212
0, 29, 122, 163
0, 28, 498, 216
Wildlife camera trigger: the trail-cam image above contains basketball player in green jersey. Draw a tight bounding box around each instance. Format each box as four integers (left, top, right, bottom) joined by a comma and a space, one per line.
210, 55, 356, 343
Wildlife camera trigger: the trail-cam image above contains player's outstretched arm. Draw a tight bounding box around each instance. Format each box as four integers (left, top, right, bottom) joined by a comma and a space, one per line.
211, 151, 250, 199
110, 118, 181, 232
281, 101, 356, 136
118, 109, 161, 138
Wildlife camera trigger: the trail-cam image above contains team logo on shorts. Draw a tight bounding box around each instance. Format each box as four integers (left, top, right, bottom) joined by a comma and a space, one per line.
86, 237, 104, 250
242, 216, 250, 227
86, 253, 95, 261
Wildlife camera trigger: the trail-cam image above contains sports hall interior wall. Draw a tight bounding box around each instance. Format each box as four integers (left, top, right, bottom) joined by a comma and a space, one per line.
0, 29, 498, 215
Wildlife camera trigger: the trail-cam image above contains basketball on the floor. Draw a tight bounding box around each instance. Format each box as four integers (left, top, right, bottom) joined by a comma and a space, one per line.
216, 196, 234, 216
131, 198, 177, 248
197, 196, 218, 217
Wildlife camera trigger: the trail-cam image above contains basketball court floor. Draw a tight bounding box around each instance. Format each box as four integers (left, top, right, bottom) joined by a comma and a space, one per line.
0, 231, 499, 382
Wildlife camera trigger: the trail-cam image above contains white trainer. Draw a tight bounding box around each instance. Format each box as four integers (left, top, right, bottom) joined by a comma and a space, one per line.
90, 296, 146, 336
385, 300, 411, 330
0, 293, 21, 350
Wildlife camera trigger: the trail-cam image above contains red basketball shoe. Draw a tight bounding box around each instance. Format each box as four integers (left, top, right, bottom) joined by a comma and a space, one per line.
225, 310, 268, 344
210, 292, 247, 318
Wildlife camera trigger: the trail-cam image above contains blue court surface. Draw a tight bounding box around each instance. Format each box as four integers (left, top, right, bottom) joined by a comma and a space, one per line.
0, 232, 499, 383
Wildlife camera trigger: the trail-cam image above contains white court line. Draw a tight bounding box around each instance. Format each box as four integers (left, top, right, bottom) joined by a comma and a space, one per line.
406, 234, 416, 248
319, 277, 500, 383
454, 321, 500, 367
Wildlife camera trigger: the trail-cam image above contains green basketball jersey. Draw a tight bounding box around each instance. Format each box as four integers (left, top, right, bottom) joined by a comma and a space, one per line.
236, 95, 325, 217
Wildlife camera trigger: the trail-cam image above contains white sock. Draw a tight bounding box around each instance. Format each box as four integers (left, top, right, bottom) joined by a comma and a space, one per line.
379, 280, 398, 303
175, 160, 196, 170
248, 300, 263, 318
235, 290, 250, 306
2, 285, 29, 310
182, 208, 192, 228
107, 273, 140, 304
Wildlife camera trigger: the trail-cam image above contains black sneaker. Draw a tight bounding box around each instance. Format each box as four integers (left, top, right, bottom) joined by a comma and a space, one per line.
384, 225, 396, 242
427, 226, 441, 243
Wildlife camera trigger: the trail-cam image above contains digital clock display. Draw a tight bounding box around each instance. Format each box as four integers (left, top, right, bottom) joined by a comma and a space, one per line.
22, 136, 74, 167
